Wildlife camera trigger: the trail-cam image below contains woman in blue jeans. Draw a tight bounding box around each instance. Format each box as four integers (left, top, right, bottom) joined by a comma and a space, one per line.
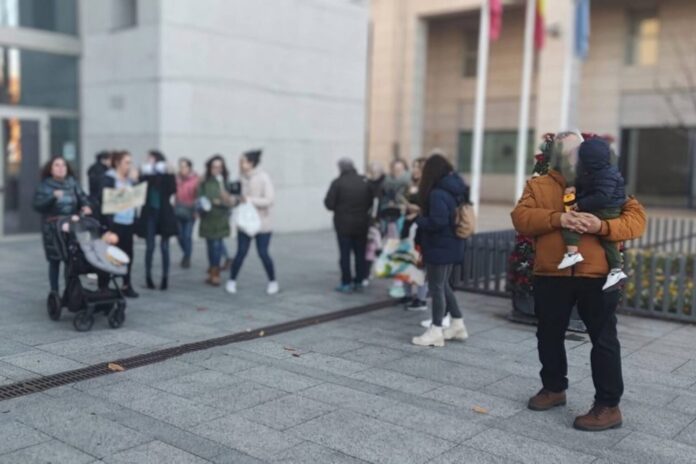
409, 154, 469, 347
136, 150, 178, 290
175, 158, 199, 269
226, 150, 278, 295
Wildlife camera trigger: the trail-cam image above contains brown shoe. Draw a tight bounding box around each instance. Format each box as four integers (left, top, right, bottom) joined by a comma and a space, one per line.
573, 404, 622, 431
528, 388, 567, 411
205, 267, 221, 286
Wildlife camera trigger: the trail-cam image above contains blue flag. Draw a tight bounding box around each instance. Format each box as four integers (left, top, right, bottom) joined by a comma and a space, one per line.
575, 0, 590, 59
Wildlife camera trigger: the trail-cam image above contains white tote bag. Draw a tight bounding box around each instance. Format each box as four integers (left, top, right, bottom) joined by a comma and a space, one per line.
236, 202, 262, 237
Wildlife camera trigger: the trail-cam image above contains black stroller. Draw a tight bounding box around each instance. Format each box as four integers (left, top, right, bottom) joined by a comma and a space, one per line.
46, 216, 127, 332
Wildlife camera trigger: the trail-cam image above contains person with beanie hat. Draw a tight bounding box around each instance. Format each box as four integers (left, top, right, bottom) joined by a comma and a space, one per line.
557, 138, 627, 291
226, 149, 279, 295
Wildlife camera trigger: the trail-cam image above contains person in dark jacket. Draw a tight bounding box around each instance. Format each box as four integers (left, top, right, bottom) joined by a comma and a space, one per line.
33, 156, 92, 294
410, 154, 469, 347
558, 138, 627, 291
87, 151, 112, 205
95, 150, 140, 297
324, 158, 374, 293
135, 150, 178, 290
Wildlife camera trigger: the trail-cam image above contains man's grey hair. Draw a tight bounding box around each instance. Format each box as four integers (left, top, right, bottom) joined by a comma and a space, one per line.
337, 157, 355, 174
554, 130, 584, 142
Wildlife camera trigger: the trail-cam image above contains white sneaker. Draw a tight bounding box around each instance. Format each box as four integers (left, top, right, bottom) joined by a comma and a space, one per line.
361, 279, 370, 288
558, 252, 584, 270
86, 273, 98, 281
267, 281, 279, 295
412, 326, 445, 347
420, 313, 451, 329
443, 318, 469, 341
225, 280, 237, 294
603, 269, 628, 291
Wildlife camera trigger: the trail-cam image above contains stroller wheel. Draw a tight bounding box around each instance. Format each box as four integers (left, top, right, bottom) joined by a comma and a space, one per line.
73, 310, 95, 332
47, 292, 62, 321
108, 302, 126, 329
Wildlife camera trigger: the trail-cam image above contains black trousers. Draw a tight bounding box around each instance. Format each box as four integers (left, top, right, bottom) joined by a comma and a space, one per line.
336, 232, 367, 285
534, 276, 623, 407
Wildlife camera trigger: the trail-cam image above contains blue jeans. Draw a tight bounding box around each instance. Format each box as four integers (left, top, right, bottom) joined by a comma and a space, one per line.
230, 232, 276, 281
49, 259, 61, 292
145, 213, 170, 279
177, 218, 194, 259
206, 238, 224, 268
336, 233, 367, 286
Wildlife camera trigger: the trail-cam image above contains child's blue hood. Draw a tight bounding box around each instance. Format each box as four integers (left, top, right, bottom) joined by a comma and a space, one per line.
579, 139, 611, 173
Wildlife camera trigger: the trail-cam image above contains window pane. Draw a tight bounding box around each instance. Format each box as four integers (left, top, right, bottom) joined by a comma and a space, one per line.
0, 47, 78, 110
633, 128, 689, 197
462, 30, 478, 78
625, 10, 659, 66
458, 131, 535, 174
112, 0, 137, 30
638, 37, 658, 66
50, 117, 80, 174
640, 18, 660, 37
0, 0, 77, 35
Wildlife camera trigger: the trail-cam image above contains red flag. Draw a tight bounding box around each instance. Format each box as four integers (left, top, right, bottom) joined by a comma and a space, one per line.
490, 0, 503, 41
534, 0, 546, 50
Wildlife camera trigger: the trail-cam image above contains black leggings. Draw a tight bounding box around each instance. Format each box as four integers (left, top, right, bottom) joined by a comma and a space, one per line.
426, 264, 462, 327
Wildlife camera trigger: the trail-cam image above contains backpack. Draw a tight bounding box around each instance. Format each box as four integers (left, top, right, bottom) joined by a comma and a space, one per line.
455, 203, 476, 239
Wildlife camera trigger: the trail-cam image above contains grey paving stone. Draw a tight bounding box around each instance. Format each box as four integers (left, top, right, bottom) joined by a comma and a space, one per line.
0, 420, 49, 455
1, 350, 84, 376
603, 431, 696, 464
298, 382, 400, 416
619, 398, 695, 439
104, 440, 209, 464
482, 375, 541, 403
285, 352, 370, 376
151, 369, 240, 397
339, 345, 410, 366
192, 415, 303, 461
197, 380, 288, 412
110, 359, 205, 385
0, 340, 33, 358
276, 335, 366, 355
289, 409, 454, 464
465, 428, 596, 464
425, 445, 517, 464
0, 440, 95, 464
188, 353, 258, 374
424, 385, 524, 418
234, 365, 322, 392
349, 367, 442, 395
240, 394, 335, 430
375, 402, 490, 443
666, 393, 696, 416
270, 442, 367, 464
383, 355, 508, 391
38, 414, 150, 459
622, 349, 692, 373
127, 390, 227, 429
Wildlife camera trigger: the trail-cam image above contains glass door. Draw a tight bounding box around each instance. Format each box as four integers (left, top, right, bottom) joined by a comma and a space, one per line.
0, 116, 44, 234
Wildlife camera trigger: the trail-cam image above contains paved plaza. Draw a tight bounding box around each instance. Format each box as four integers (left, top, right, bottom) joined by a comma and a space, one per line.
2, 230, 696, 463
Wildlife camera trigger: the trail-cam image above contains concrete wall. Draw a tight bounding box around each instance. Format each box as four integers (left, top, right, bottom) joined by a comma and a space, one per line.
81, 0, 369, 232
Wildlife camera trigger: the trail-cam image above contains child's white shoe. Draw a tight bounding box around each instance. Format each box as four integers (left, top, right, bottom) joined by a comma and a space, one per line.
412, 326, 445, 347
420, 314, 450, 328
443, 318, 469, 341
558, 252, 584, 270
603, 269, 627, 291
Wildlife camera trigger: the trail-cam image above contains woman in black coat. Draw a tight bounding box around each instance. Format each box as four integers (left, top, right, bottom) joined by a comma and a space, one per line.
135, 150, 178, 290
33, 156, 92, 294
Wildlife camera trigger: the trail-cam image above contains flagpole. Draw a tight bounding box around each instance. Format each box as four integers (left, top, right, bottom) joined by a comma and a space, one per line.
514, 0, 537, 202
470, 0, 490, 215
559, 1, 576, 130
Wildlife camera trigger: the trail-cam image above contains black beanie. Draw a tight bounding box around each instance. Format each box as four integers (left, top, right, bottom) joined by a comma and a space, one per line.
578, 138, 610, 171
244, 149, 262, 167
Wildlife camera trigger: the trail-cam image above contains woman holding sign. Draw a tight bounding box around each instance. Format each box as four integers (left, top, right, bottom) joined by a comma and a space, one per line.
97, 150, 140, 298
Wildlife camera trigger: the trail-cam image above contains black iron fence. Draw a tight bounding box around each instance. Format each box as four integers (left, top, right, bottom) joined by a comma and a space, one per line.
453, 216, 696, 323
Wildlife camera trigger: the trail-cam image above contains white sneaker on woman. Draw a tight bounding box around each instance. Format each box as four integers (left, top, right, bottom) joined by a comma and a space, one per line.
443, 318, 469, 341
420, 313, 451, 329
267, 281, 279, 295
412, 326, 445, 347
225, 280, 237, 294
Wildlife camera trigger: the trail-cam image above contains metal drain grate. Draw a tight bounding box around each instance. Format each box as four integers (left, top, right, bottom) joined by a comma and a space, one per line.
0, 299, 398, 402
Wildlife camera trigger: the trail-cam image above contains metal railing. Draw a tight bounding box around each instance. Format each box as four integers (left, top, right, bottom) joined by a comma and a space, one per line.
453, 217, 696, 323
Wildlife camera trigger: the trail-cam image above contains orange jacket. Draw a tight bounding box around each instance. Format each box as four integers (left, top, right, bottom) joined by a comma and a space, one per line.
511, 170, 646, 278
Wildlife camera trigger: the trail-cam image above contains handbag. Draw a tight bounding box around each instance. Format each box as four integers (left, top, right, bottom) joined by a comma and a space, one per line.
174, 204, 195, 221
236, 202, 262, 237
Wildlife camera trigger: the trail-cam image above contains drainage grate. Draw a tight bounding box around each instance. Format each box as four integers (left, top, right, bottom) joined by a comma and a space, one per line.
0, 299, 399, 402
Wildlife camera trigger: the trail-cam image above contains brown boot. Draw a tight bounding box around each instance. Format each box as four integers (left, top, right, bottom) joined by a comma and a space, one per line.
573, 404, 622, 431
528, 388, 567, 411
206, 267, 221, 286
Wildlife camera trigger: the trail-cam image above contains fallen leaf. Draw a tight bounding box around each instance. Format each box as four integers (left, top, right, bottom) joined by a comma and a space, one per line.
259, 330, 265, 337
107, 363, 125, 372
291, 353, 301, 358
472, 406, 489, 415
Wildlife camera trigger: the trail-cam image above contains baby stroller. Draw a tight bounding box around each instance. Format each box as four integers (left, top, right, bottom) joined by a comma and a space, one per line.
46, 215, 128, 332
